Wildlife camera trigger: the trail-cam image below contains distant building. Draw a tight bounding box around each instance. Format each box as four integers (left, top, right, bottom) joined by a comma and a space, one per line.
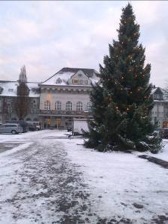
39, 67, 99, 129
1, 66, 167, 130
151, 87, 168, 128
0, 66, 40, 124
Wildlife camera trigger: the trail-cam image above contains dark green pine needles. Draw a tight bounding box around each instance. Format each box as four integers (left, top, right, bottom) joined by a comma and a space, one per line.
84, 3, 162, 153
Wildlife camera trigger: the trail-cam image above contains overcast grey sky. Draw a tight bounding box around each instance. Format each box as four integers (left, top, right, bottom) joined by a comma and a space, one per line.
0, 1, 168, 88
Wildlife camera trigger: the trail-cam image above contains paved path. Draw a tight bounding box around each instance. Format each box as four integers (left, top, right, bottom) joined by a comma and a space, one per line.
0, 131, 168, 224
0, 133, 101, 223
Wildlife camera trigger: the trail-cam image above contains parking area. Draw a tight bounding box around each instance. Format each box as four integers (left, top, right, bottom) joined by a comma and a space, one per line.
0, 142, 23, 153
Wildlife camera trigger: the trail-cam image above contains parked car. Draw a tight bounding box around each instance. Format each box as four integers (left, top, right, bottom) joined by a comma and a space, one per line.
27, 122, 36, 131
33, 122, 41, 131
0, 123, 23, 134
26, 121, 41, 131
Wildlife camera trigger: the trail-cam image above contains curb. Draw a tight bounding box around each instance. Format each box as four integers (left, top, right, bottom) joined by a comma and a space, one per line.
138, 155, 168, 169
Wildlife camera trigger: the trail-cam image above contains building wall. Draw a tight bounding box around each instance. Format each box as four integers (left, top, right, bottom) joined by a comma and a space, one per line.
0, 80, 40, 123
39, 85, 92, 129
151, 101, 164, 127
2, 71, 168, 130
40, 90, 90, 111
151, 100, 168, 128
0, 96, 40, 123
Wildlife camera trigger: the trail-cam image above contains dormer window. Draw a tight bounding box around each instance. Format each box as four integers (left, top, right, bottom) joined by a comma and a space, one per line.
153, 88, 164, 100
0, 87, 3, 94
70, 71, 89, 85
56, 78, 62, 84
73, 79, 79, 84
154, 93, 163, 100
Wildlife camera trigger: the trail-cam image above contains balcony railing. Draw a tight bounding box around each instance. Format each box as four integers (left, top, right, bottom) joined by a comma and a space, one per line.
39, 110, 92, 116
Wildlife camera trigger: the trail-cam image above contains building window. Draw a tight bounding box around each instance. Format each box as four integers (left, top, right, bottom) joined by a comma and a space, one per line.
33, 118, 38, 121
55, 101, 61, 111
11, 117, 17, 121
73, 79, 78, 84
154, 93, 163, 100
79, 80, 83, 85
0, 87, 3, 94
33, 104, 37, 109
0, 100, 2, 112
26, 118, 31, 121
76, 101, 83, 111
86, 102, 92, 112
32, 100, 37, 109
44, 100, 51, 110
56, 78, 62, 84
66, 101, 72, 111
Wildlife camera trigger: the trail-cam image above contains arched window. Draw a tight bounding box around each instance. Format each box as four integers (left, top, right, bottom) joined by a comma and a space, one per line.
86, 102, 92, 112
44, 100, 51, 110
55, 101, 61, 111
26, 118, 31, 121
33, 118, 38, 121
76, 101, 83, 111
11, 117, 17, 121
66, 101, 72, 111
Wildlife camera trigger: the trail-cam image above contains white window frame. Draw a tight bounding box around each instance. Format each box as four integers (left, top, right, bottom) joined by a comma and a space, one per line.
86, 102, 92, 112
66, 101, 72, 111
76, 101, 83, 111
55, 101, 61, 111
44, 100, 51, 110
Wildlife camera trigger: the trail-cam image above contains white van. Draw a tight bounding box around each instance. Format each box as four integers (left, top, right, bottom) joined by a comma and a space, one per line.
72, 118, 89, 135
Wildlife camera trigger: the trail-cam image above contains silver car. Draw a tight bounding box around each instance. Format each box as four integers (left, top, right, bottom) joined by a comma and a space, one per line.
0, 123, 23, 134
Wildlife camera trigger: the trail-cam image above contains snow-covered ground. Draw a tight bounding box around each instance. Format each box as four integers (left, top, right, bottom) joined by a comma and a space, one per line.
0, 130, 168, 223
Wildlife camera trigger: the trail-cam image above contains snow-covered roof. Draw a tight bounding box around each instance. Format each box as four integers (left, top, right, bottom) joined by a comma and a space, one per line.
0, 81, 40, 97
43, 71, 75, 85
151, 87, 168, 100
27, 82, 40, 97
41, 67, 99, 86
0, 81, 18, 97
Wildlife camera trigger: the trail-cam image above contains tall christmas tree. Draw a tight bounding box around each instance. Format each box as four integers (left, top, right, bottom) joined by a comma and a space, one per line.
84, 3, 161, 153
